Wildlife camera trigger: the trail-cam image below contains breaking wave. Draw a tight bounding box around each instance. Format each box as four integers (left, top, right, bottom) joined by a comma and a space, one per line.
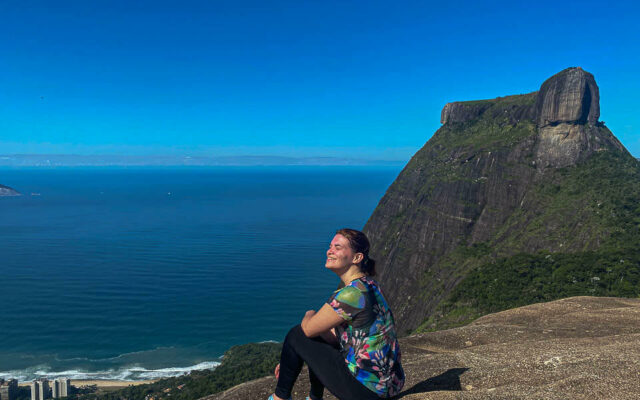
0, 361, 220, 382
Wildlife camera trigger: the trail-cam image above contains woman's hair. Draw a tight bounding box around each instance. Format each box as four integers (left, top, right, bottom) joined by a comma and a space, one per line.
336, 228, 376, 276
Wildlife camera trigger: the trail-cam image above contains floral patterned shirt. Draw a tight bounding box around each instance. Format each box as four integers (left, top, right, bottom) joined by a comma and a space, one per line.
327, 276, 405, 397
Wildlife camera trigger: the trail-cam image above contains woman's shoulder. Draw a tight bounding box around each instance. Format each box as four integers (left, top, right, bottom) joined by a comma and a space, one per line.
360, 276, 381, 291
330, 277, 379, 303
332, 284, 364, 305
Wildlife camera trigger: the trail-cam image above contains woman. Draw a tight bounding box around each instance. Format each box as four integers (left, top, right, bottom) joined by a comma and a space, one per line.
269, 228, 405, 400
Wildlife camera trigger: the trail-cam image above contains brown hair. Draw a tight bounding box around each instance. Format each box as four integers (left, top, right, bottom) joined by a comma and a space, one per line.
336, 228, 376, 276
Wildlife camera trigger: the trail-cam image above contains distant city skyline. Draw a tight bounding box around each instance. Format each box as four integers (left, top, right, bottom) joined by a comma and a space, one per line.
2, 0, 639, 159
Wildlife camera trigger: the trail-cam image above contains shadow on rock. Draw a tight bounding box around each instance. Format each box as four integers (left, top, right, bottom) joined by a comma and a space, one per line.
395, 368, 469, 398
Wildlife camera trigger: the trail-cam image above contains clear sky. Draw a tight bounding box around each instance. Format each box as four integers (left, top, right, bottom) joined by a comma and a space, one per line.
1, 0, 639, 160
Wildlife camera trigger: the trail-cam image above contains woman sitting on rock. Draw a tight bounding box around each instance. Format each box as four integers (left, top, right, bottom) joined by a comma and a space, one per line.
269, 228, 405, 400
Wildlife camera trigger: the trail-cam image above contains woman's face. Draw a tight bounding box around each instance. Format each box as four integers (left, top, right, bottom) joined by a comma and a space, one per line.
325, 234, 356, 271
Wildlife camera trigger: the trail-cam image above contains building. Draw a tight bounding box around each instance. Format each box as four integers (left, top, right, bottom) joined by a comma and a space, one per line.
37, 380, 49, 400
50, 379, 70, 399
50, 382, 58, 399
30, 381, 37, 400
0, 379, 18, 400
30, 380, 50, 400
59, 379, 69, 398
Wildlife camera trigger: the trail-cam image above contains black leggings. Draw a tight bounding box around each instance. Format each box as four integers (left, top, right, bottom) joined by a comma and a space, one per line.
275, 325, 380, 400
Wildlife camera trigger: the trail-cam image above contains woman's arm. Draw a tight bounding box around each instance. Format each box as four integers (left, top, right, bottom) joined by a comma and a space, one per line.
300, 303, 344, 338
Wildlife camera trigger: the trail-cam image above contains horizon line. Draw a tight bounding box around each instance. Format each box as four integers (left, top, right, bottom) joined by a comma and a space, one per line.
0, 153, 408, 167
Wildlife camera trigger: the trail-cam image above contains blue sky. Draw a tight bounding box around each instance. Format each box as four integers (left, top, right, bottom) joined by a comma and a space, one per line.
1, 0, 639, 160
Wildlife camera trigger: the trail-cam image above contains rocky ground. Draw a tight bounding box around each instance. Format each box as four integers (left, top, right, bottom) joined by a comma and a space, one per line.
203, 296, 640, 400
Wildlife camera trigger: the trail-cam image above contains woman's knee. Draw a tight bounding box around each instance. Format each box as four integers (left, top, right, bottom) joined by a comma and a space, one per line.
284, 324, 305, 346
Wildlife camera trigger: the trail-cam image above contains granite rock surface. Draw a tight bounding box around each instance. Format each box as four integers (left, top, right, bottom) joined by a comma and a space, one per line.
202, 296, 640, 400
535, 67, 600, 127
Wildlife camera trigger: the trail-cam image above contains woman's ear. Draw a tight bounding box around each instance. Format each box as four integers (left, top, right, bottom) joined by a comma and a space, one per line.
352, 252, 364, 264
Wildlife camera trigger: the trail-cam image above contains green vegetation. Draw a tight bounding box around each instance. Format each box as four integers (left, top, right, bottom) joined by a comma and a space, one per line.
494, 147, 640, 255
415, 149, 640, 333
453, 250, 640, 309
79, 342, 281, 400
457, 92, 537, 107
15, 386, 31, 400
427, 116, 536, 155
416, 248, 640, 333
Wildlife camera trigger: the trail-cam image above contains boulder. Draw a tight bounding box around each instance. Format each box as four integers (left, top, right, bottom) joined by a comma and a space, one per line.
535, 67, 600, 127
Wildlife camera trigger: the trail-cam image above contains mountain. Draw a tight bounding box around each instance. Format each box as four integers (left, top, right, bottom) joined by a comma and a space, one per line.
0, 184, 20, 196
363, 67, 640, 333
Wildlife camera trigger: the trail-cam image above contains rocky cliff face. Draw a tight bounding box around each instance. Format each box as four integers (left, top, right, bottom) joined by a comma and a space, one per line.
0, 184, 20, 196
441, 94, 536, 126
533, 67, 615, 168
535, 67, 599, 127
363, 67, 637, 333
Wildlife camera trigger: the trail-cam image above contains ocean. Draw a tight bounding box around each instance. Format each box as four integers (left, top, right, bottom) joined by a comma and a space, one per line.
0, 166, 400, 381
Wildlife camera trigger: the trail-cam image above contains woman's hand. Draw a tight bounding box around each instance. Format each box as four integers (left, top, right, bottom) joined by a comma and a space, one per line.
300, 304, 343, 338
274, 363, 280, 380
303, 310, 316, 321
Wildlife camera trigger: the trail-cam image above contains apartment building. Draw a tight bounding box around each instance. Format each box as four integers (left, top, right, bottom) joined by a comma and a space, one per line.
0, 379, 18, 400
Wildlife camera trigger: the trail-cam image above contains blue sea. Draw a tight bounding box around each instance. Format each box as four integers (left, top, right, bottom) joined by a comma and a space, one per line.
0, 167, 400, 381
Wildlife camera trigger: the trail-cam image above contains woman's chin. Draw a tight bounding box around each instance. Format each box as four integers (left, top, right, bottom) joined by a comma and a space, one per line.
325, 264, 345, 274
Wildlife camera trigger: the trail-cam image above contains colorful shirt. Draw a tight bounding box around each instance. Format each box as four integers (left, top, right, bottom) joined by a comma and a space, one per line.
327, 276, 405, 397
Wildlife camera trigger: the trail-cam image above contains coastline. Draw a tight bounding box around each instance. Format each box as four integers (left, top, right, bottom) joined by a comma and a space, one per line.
18, 380, 158, 388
